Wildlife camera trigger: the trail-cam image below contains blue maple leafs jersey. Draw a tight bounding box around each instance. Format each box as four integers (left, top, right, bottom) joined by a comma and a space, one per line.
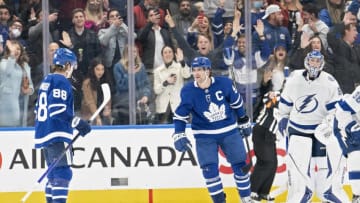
174, 77, 247, 138
34, 74, 74, 148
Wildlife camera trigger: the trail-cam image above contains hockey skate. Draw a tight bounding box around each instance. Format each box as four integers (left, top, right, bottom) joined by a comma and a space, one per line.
241, 196, 254, 203
353, 195, 360, 203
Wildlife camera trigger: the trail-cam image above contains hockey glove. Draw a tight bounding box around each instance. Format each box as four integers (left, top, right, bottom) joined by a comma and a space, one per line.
72, 117, 91, 137
238, 116, 252, 137
345, 120, 360, 146
278, 117, 289, 137
172, 132, 192, 152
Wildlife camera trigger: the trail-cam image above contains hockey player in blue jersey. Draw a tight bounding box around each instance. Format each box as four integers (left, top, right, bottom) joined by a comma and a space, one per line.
278, 50, 349, 202
34, 48, 91, 203
332, 86, 360, 203
172, 56, 253, 203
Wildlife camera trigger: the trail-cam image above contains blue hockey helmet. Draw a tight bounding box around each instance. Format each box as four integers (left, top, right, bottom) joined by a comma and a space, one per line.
191, 56, 211, 70
304, 50, 324, 79
53, 48, 78, 69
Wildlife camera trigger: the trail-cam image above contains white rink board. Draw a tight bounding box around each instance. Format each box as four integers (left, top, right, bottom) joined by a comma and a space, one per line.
0, 126, 289, 192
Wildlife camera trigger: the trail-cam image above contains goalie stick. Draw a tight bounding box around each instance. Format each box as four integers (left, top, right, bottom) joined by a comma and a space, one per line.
20, 83, 111, 203
223, 47, 253, 173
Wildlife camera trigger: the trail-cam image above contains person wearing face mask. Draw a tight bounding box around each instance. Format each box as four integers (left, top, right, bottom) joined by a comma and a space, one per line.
7, 20, 27, 48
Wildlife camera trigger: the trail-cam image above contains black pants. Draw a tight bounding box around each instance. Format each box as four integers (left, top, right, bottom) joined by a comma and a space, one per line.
250, 124, 278, 196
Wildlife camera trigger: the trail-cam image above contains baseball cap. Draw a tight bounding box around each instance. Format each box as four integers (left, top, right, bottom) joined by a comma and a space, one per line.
262, 4, 281, 19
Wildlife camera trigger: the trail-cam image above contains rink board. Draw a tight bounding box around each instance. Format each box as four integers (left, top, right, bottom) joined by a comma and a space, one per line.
0, 126, 352, 202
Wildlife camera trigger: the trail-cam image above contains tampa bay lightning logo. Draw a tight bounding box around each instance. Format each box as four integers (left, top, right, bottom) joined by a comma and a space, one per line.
295, 94, 318, 113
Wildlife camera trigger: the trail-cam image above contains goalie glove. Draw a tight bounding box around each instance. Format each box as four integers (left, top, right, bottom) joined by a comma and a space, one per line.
278, 117, 289, 138
72, 117, 91, 137
238, 116, 252, 137
172, 132, 192, 152
345, 121, 360, 147
314, 115, 334, 145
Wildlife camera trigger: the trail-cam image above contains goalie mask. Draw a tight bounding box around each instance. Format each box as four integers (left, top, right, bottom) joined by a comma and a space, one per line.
304, 50, 324, 80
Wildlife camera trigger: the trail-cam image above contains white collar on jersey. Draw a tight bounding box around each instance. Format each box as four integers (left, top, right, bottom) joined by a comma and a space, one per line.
194, 76, 215, 88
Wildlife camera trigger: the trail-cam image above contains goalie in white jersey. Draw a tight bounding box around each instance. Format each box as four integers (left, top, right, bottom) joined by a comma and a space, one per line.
278, 51, 348, 202
332, 85, 360, 203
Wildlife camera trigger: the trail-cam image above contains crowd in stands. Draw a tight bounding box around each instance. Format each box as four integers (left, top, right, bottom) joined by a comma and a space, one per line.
0, 0, 360, 127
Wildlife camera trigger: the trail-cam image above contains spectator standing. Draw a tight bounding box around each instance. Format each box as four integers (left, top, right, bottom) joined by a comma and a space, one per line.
288, 34, 328, 70
0, 5, 12, 49
61, 8, 102, 112
252, 4, 292, 53
27, 42, 60, 126
112, 45, 152, 125
327, 11, 360, 93
0, 40, 33, 127
203, 0, 235, 20
300, 3, 329, 50
84, 0, 108, 33
81, 58, 112, 125
319, 0, 345, 28
281, 0, 303, 44
171, 0, 196, 40
98, 8, 136, 84
54, 0, 87, 32
137, 8, 174, 82
224, 19, 270, 110
153, 46, 191, 124
27, 9, 60, 69
106, 0, 128, 22
134, 0, 165, 32
7, 20, 27, 48
165, 9, 236, 76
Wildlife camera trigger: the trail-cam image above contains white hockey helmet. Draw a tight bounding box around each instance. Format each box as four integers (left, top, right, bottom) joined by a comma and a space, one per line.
304, 50, 324, 79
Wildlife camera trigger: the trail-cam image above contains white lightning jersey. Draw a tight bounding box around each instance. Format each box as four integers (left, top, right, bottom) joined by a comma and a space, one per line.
278, 70, 342, 134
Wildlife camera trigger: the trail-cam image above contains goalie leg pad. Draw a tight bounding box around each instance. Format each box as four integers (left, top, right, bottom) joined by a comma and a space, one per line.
202, 164, 225, 203
286, 135, 313, 203
348, 151, 360, 196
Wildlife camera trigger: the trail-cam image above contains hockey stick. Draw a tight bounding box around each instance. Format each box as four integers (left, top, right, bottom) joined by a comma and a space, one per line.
223, 47, 253, 173
20, 83, 111, 203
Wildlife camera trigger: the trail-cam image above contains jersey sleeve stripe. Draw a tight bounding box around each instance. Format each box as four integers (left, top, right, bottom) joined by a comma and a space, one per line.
48, 103, 67, 117
280, 97, 293, 107
230, 95, 243, 108
34, 131, 73, 145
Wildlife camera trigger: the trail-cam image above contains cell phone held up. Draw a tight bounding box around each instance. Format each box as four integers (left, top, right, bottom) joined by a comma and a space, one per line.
198, 11, 204, 24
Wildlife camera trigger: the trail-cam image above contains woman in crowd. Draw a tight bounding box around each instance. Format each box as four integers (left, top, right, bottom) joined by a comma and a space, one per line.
84, 0, 107, 33
287, 34, 328, 71
153, 46, 191, 124
0, 40, 33, 127
81, 57, 112, 125
112, 45, 152, 125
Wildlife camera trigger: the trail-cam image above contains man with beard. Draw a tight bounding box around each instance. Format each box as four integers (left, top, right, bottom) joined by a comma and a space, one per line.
252, 4, 291, 54
172, 0, 196, 40
301, 3, 329, 50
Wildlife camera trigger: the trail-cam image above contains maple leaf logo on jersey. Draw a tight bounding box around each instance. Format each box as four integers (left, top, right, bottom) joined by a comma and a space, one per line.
203, 102, 226, 122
